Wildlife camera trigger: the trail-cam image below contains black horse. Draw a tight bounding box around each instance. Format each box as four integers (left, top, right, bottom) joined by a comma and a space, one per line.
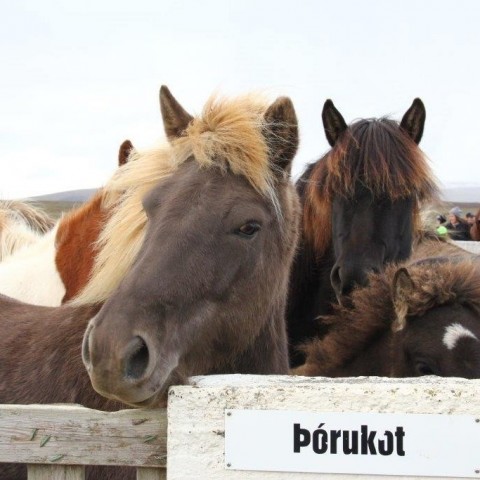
287, 99, 438, 367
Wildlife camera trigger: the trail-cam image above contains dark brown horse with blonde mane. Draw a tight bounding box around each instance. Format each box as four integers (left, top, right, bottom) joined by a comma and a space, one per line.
287, 99, 438, 367
0, 87, 300, 479
295, 239, 480, 378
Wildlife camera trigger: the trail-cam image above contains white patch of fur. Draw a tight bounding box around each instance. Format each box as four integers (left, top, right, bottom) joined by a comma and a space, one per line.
0, 224, 65, 306
443, 323, 479, 350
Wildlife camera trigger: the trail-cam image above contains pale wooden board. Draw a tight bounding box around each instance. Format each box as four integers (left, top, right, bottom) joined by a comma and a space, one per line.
0, 404, 167, 468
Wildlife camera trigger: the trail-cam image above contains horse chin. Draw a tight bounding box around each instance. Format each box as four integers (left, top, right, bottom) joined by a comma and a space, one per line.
123, 367, 186, 409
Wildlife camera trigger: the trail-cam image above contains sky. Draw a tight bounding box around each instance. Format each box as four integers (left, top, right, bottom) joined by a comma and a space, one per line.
1, 0, 480, 199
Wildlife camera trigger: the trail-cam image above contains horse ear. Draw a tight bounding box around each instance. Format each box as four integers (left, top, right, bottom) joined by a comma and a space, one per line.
392, 268, 415, 332
118, 140, 134, 166
159, 85, 193, 141
322, 99, 347, 147
400, 98, 426, 144
263, 96, 299, 175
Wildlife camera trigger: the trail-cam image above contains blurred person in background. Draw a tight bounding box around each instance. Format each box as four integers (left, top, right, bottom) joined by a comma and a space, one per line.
445, 206, 471, 240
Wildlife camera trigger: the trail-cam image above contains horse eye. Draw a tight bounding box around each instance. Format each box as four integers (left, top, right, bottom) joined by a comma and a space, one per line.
236, 222, 261, 238
415, 361, 435, 376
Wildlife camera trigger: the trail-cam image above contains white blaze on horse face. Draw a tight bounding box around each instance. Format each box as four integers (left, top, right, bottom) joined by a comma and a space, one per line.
443, 323, 479, 350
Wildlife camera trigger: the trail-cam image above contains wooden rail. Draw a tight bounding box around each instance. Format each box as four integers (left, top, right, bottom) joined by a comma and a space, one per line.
0, 404, 167, 479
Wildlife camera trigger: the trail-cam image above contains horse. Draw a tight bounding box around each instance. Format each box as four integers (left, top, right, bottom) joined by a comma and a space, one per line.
286, 99, 438, 367
79, 86, 300, 407
0, 200, 54, 261
470, 208, 480, 241
294, 239, 480, 378
0, 140, 134, 306
0, 86, 300, 479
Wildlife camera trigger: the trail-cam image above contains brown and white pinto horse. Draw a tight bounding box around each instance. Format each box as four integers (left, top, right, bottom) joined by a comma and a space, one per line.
295, 239, 480, 379
287, 99, 438, 366
0, 140, 133, 306
0, 87, 300, 479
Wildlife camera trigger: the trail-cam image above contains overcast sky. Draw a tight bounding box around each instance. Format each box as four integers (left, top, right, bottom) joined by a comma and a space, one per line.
1, 0, 480, 199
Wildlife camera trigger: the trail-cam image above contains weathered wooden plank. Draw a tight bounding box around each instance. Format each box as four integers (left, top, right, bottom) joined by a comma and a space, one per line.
28, 464, 85, 480
136, 467, 167, 480
0, 405, 167, 467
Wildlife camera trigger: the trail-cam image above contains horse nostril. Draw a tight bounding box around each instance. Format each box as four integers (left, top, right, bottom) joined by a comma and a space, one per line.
82, 323, 93, 368
124, 336, 150, 381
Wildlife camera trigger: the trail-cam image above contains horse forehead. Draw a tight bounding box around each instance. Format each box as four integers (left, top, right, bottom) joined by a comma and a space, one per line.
148, 162, 268, 215
443, 322, 480, 350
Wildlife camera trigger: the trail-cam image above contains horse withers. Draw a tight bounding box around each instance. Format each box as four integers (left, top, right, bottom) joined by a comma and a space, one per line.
287, 99, 438, 366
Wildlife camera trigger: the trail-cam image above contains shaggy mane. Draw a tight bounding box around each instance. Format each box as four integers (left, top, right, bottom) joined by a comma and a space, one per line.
0, 200, 54, 234
302, 118, 438, 256
0, 201, 55, 260
73, 93, 279, 305
298, 243, 480, 376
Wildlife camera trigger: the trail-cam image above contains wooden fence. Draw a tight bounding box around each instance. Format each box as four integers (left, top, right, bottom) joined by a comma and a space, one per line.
0, 404, 167, 479
1, 376, 480, 479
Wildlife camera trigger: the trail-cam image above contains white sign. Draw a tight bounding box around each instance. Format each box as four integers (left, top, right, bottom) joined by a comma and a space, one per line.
225, 409, 480, 478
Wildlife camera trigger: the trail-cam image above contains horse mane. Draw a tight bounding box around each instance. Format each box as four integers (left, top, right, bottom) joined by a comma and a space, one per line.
302, 118, 438, 256
299, 242, 480, 375
73, 93, 279, 305
0, 200, 54, 234
0, 201, 55, 260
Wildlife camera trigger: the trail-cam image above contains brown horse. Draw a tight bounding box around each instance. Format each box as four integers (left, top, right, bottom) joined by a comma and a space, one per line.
295, 239, 480, 378
287, 99, 438, 366
81, 86, 300, 408
55, 139, 134, 302
470, 208, 480, 241
0, 87, 300, 478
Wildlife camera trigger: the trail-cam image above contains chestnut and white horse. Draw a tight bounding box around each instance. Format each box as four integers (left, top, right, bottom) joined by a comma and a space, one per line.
0, 140, 133, 306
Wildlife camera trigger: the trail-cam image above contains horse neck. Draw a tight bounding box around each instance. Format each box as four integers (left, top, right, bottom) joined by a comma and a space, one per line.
0, 299, 109, 406
56, 199, 107, 302
286, 234, 336, 366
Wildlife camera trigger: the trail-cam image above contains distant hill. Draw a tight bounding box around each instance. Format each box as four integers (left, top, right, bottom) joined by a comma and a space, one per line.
28, 188, 97, 202
440, 186, 480, 203
26, 185, 480, 205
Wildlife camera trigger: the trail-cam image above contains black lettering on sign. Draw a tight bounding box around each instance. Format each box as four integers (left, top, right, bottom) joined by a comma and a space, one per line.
293, 422, 407, 457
